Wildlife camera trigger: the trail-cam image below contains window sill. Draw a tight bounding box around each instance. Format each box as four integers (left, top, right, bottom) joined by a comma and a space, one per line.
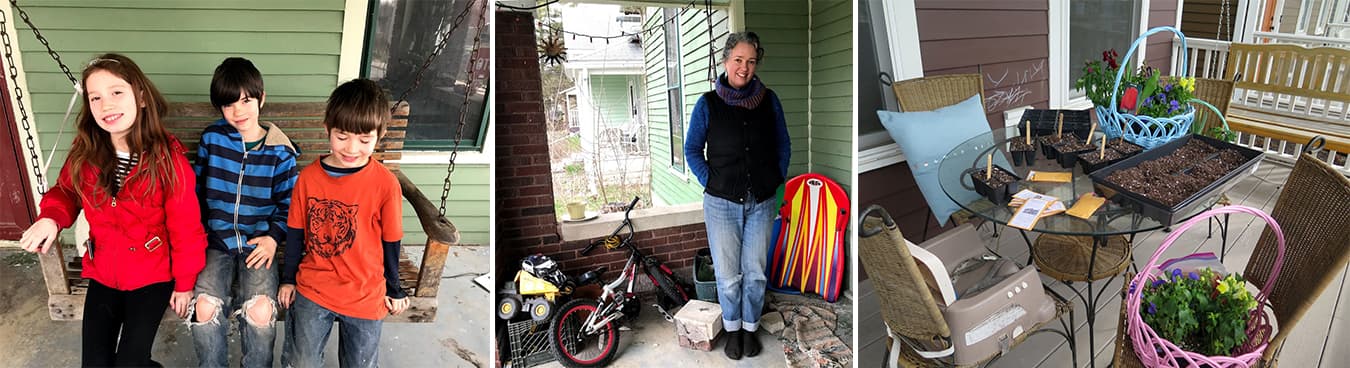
559, 202, 705, 241
391, 150, 492, 165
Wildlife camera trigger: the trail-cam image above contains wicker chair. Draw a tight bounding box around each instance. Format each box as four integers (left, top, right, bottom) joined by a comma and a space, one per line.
1113, 151, 1350, 367
860, 205, 1072, 367
890, 74, 989, 236
1191, 78, 1234, 136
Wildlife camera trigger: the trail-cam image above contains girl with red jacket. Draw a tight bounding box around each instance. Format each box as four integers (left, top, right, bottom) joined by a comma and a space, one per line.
18, 53, 206, 367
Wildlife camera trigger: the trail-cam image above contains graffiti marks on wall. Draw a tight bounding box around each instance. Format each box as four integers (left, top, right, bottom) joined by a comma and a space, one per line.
983, 60, 1045, 111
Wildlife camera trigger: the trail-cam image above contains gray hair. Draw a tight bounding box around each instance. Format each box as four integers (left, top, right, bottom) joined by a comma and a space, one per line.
720, 31, 764, 62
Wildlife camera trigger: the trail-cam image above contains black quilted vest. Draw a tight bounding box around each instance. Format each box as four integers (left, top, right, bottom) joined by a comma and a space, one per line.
701, 90, 784, 204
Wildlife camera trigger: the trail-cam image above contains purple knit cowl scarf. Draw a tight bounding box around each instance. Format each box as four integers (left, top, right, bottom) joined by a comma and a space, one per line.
714, 73, 767, 109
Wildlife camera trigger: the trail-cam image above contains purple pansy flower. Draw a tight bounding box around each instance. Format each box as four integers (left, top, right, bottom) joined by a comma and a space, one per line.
1172, 268, 1183, 279
1189, 271, 1200, 281
1153, 279, 1166, 287
1148, 302, 1157, 314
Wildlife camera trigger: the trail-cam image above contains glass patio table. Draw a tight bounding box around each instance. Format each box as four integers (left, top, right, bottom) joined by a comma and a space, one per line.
936, 127, 1226, 368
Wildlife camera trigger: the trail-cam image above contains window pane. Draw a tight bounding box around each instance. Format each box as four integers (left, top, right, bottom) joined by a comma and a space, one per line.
668, 88, 684, 171
858, 0, 896, 147
1069, 0, 1138, 100
366, 0, 488, 149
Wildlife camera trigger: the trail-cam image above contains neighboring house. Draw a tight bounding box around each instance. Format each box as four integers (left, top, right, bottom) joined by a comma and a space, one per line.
0, 1, 491, 246
563, 40, 648, 186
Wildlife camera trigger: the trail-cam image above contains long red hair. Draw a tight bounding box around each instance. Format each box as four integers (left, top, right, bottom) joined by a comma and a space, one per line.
65, 53, 177, 204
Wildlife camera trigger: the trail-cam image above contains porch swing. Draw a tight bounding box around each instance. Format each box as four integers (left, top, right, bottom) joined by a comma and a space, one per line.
2, 0, 485, 323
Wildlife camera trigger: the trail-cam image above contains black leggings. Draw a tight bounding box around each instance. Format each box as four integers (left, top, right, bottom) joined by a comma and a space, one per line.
82, 279, 173, 367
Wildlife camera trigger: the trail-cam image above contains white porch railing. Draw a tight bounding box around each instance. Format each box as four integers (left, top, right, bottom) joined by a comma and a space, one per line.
1173, 36, 1232, 79
1171, 36, 1350, 174
1252, 31, 1350, 48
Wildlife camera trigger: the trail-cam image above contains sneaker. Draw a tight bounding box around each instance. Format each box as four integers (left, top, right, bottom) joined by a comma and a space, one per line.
724, 330, 743, 360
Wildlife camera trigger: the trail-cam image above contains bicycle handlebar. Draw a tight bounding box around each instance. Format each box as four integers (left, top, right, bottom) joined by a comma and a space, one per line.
625, 196, 639, 216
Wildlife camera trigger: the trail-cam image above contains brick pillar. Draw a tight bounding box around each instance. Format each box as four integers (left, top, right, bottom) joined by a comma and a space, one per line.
495, 10, 561, 279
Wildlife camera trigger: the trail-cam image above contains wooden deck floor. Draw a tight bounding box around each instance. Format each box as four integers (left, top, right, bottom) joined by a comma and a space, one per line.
858, 162, 1350, 367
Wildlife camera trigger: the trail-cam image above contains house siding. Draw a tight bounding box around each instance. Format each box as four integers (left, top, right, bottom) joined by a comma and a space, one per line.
644, 6, 728, 206
1180, 0, 1238, 40
13, 0, 489, 245
809, 0, 854, 192
746, 0, 812, 178
588, 74, 639, 128
916, 0, 1050, 130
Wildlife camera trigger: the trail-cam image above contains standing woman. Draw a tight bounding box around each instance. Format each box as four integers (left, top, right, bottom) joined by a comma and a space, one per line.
684, 31, 790, 360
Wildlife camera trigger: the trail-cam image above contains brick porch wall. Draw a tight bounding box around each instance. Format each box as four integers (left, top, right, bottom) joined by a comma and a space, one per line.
494, 10, 709, 282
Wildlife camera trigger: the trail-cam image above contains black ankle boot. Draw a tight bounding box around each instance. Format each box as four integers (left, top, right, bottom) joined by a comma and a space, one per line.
742, 329, 762, 357
724, 330, 743, 360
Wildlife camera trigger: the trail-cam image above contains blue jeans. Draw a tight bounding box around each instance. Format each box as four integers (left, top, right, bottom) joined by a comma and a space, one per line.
190, 248, 279, 368
703, 192, 775, 331
282, 291, 383, 368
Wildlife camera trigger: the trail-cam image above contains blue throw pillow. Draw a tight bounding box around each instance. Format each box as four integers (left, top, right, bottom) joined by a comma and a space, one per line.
877, 95, 1009, 226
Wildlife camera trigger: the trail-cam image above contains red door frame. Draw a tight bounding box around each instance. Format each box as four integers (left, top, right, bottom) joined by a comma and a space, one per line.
0, 52, 37, 240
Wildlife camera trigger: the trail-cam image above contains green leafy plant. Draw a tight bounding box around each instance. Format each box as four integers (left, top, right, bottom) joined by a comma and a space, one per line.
1208, 126, 1237, 143
1140, 268, 1258, 356
1075, 49, 1196, 119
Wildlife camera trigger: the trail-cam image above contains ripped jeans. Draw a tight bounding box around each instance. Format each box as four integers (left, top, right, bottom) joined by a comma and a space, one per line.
189, 247, 279, 368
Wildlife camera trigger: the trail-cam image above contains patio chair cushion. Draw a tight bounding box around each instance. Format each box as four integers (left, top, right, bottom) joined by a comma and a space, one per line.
877, 95, 1009, 226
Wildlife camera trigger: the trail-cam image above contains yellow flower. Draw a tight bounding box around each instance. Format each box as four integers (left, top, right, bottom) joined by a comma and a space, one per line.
1216, 279, 1229, 293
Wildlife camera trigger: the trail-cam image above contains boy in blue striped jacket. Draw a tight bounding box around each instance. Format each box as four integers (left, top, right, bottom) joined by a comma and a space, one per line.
187, 57, 300, 368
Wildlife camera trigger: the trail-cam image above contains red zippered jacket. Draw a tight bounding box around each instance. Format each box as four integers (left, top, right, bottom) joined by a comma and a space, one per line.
37, 137, 206, 292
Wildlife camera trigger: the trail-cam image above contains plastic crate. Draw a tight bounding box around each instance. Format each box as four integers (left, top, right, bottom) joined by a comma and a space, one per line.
693, 248, 718, 302
506, 318, 554, 368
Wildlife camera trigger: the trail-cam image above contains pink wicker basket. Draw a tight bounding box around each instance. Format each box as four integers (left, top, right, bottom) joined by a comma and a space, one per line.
1125, 205, 1285, 367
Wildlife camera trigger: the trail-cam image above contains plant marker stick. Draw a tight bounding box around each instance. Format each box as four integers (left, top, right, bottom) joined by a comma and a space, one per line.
1026, 121, 1032, 145
986, 153, 993, 180
1100, 134, 1107, 159
1088, 120, 1097, 141
1056, 112, 1064, 138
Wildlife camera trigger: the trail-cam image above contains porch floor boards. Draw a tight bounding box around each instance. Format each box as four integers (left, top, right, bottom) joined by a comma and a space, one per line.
858, 161, 1350, 367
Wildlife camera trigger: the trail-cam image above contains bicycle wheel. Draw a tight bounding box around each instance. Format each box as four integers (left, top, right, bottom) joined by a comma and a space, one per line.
549, 298, 619, 368
646, 263, 690, 307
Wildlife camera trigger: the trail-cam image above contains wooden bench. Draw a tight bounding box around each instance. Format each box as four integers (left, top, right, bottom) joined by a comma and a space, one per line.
37, 102, 458, 323
1223, 43, 1350, 157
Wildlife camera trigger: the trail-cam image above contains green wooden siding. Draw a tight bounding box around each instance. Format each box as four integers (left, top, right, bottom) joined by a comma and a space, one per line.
13, 1, 489, 246
745, 0, 811, 178
809, 0, 853, 193
643, 7, 726, 206
588, 74, 637, 128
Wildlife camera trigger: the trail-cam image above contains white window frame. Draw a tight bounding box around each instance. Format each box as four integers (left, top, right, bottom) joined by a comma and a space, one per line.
858, 0, 921, 173
1048, 0, 1149, 111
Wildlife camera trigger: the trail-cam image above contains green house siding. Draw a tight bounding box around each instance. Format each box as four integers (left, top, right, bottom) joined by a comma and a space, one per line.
808, 0, 853, 193
643, 7, 727, 206
588, 74, 638, 128
745, 0, 811, 177
13, 1, 490, 246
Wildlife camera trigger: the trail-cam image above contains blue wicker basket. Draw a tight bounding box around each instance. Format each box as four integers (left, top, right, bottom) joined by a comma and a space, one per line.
1101, 26, 1196, 150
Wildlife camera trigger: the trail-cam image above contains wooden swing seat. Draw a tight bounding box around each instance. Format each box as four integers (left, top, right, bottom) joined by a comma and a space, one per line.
37, 101, 458, 323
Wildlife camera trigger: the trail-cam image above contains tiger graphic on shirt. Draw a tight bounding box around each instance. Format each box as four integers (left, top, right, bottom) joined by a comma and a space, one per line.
306, 197, 358, 257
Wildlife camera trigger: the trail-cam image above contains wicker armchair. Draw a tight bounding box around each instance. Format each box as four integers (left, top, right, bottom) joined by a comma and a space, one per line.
890, 74, 989, 235
1113, 151, 1350, 367
860, 205, 1072, 367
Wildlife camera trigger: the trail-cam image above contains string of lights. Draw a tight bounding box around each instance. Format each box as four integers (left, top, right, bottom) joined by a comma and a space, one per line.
531, 1, 702, 42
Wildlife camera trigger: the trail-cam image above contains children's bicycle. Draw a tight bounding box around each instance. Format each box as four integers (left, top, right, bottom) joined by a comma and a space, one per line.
548, 196, 692, 367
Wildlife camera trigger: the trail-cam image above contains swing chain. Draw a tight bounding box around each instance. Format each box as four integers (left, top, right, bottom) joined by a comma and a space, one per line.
705, 0, 715, 83
10, 0, 75, 85
439, 0, 486, 217
0, 6, 45, 194
390, 0, 479, 113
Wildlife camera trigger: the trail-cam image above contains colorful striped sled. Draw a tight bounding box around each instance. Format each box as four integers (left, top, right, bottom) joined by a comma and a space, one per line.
767, 173, 850, 302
